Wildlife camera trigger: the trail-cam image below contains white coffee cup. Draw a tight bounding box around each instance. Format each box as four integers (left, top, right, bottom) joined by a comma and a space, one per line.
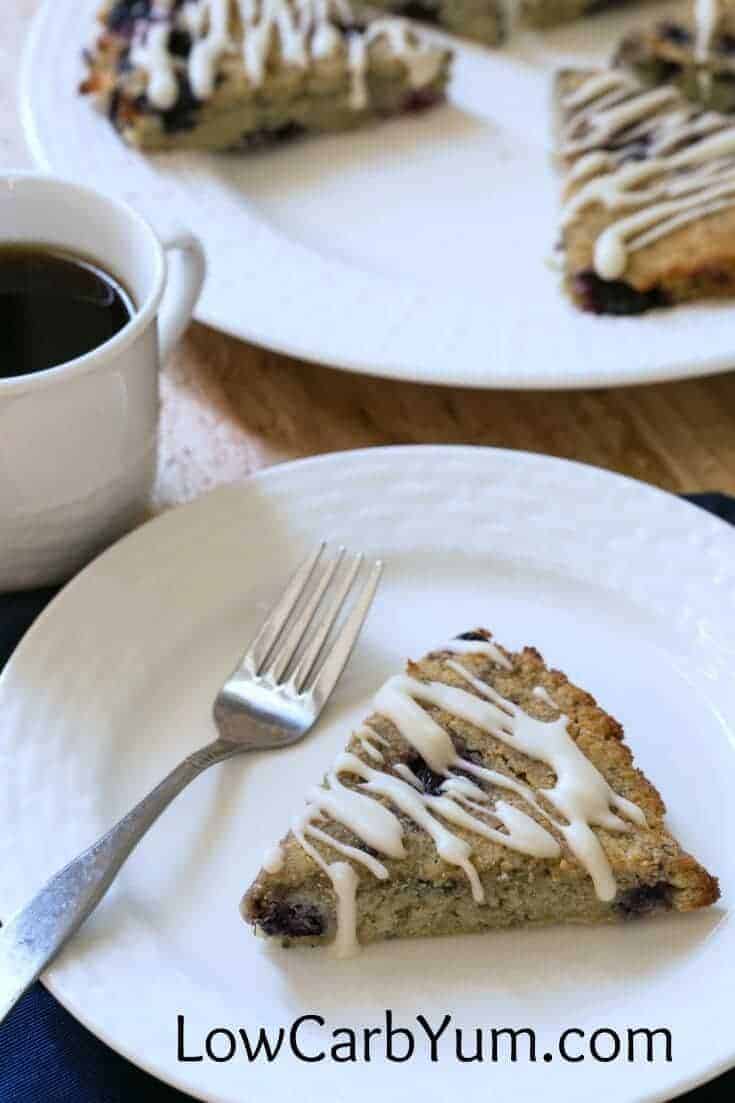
0, 173, 205, 591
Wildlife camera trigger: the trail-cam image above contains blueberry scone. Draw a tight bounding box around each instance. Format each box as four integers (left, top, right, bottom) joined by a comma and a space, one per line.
367, 0, 503, 45
243, 630, 718, 954
81, 0, 452, 150
555, 67, 735, 314
616, 3, 735, 114
521, 0, 658, 31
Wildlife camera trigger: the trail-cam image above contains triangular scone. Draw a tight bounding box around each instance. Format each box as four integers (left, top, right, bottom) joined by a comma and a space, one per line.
555, 67, 735, 314
522, 0, 654, 30
80, 0, 451, 151
366, 0, 504, 45
242, 630, 719, 955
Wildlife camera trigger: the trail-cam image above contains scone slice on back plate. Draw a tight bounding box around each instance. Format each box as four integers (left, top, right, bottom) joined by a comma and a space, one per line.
81, 0, 452, 151
365, 0, 504, 45
243, 630, 718, 955
615, 15, 735, 113
521, 0, 657, 31
555, 67, 735, 314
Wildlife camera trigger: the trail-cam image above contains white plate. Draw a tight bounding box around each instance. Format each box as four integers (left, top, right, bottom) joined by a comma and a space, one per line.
1, 445, 734, 1103
20, 0, 735, 389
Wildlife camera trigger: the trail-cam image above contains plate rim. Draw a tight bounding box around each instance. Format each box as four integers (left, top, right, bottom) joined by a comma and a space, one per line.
18, 0, 735, 391
6, 440, 735, 621
2, 443, 735, 1103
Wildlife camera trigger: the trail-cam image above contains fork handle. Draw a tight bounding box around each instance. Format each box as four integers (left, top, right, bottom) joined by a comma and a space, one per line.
0, 739, 232, 1025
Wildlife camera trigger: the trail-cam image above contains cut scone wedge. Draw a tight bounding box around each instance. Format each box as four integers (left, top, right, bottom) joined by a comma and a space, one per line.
521, 0, 657, 31
242, 629, 719, 955
81, 0, 452, 151
615, 18, 735, 113
364, 0, 504, 45
555, 67, 735, 314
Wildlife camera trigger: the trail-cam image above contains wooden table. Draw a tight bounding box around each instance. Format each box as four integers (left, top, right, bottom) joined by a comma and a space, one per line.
6, 1, 735, 506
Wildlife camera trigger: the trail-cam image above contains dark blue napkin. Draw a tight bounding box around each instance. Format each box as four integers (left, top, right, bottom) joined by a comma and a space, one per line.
1, 492, 734, 1102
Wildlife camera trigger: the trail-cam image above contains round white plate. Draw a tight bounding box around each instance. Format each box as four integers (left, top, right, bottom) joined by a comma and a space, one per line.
20, 0, 735, 389
1, 445, 734, 1103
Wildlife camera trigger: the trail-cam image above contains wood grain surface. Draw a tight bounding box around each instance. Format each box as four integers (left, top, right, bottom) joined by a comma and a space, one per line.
6, 1, 735, 509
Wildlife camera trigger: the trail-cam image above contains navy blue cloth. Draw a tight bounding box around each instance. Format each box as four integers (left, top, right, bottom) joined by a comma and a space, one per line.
1, 493, 734, 1101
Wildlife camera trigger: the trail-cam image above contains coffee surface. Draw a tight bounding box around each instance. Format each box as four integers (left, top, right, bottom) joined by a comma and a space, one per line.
0, 245, 134, 377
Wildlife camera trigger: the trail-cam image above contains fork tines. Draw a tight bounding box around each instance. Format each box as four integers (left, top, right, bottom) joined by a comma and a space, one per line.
245, 545, 382, 702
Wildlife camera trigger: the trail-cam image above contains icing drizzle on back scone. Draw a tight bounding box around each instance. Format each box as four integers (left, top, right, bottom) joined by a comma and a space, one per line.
695, 0, 722, 66
125, 0, 442, 113
284, 640, 646, 957
560, 70, 735, 280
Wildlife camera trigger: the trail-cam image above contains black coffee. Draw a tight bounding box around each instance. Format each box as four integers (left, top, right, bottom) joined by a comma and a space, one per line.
0, 245, 134, 378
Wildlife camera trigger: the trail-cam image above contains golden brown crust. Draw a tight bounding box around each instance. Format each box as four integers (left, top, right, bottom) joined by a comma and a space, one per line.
555, 68, 735, 307
80, 1, 451, 151
243, 628, 719, 946
564, 201, 735, 299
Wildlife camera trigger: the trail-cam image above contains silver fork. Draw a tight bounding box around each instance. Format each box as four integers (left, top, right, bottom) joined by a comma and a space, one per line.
0, 545, 382, 1024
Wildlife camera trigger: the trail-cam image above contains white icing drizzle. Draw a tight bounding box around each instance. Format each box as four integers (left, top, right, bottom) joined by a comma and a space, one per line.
696, 0, 720, 65
301, 769, 407, 859
291, 799, 390, 959
425, 792, 562, 863
127, 0, 441, 115
359, 724, 388, 746
564, 81, 680, 158
281, 645, 646, 954
532, 685, 556, 707
130, 0, 179, 109
330, 862, 360, 958
693, 0, 735, 96
355, 723, 388, 763
188, 0, 232, 99
445, 661, 647, 892
346, 18, 442, 111
240, 0, 309, 87
373, 676, 457, 773
298, 817, 389, 879
443, 637, 513, 670
561, 70, 735, 279
350, 754, 485, 902
393, 762, 423, 788
357, 737, 384, 762
291, 745, 560, 955
563, 70, 633, 111
455, 755, 545, 809
262, 843, 285, 873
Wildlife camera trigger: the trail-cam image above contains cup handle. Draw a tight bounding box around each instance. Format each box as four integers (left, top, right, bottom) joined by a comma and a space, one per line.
157, 228, 206, 363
